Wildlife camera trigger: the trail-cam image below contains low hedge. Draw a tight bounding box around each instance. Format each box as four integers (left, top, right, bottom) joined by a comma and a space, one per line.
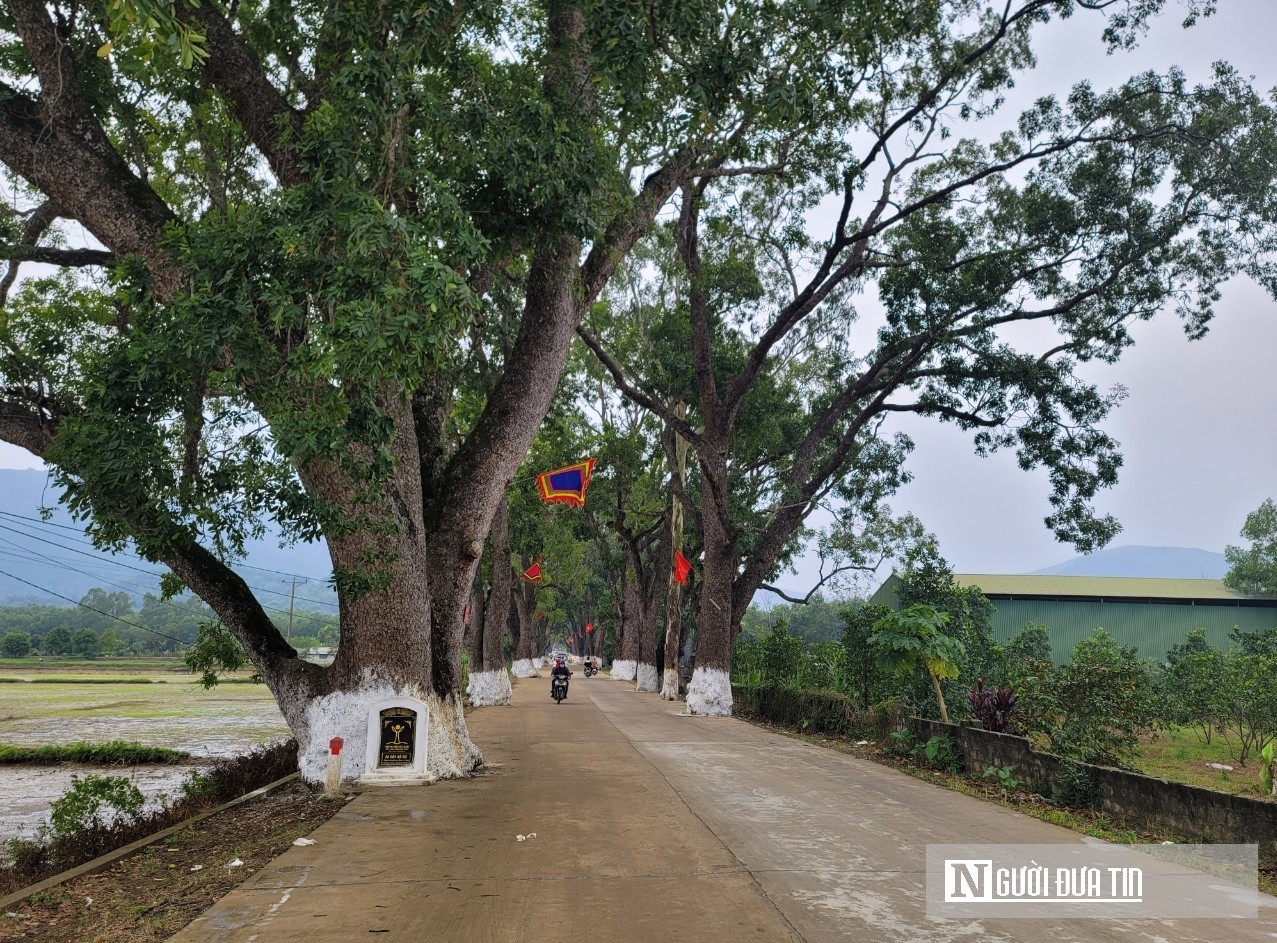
732, 685, 871, 738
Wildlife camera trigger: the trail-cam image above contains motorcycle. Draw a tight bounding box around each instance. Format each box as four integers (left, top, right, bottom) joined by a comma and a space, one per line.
583, 661, 598, 678
552, 674, 569, 704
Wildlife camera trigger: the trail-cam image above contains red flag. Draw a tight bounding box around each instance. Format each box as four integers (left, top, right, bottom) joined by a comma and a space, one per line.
521, 559, 543, 584
585, 622, 594, 634
673, 550, 692, 585
536, 458, 597, 507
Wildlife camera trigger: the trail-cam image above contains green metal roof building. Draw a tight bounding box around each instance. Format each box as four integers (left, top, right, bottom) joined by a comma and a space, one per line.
868, 574, 1277, 665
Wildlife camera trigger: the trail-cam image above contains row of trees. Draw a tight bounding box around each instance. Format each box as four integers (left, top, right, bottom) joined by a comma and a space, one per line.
2, 626, 105, 658
2, 0, 1276, 782
0, 587, 339, 657
735, 595, 1277, 772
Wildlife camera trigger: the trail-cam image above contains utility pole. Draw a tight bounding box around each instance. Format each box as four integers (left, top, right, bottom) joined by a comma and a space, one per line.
287, 577, 299, 641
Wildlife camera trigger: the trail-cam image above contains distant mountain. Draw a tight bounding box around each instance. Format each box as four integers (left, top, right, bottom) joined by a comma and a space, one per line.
0, 469, 336, 608
1031, 545, 1228, 580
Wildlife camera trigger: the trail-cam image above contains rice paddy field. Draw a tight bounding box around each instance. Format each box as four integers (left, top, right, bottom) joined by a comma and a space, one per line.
0, 658, 290, 842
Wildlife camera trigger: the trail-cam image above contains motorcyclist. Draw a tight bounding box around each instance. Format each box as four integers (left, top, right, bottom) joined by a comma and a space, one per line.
550, 654, 572, 699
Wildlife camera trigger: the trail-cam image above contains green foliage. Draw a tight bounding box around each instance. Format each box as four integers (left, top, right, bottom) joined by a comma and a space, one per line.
48, 775, 145, 838
180, 771, 218, 802
0, 741, 189, 765
43, 626, 72, 656
740, 597, 847, 645
1261, 743, 1275, 796
1054, 762, 1100, 810
733, 617, 804, 688
1158, 629, 1226, 745
1214, 650, 1277, 766
839, 603, 895, 710
184, 621, 254, 689
0, 631, 31, 658
70, 627, 100, 659
886, 729, 918, 758
1224, 498, 1277, 597
915, 735, 963, 774
731, 684, 868, 738
1016, 628, 1157, 769
869, 604, 965, 723
982, 764, 1020, 792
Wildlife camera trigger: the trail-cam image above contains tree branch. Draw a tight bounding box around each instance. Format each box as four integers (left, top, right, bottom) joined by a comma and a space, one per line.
575, 325, 702, 445
579, 151, 699, 304
183, 2, 306, 187
1, 245, 117, 268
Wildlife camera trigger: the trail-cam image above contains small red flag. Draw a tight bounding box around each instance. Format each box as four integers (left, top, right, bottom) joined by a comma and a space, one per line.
585, 622, 594, 634
673, 550, 692, 585
521, 559, 543, 583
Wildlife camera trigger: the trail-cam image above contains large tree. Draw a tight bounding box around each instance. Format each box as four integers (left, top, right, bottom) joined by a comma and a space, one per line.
0, 0, 703, 780
581, 2, 1277, 714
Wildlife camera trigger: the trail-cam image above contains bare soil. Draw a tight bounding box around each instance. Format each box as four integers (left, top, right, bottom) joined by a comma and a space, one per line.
0, 781, 343, 943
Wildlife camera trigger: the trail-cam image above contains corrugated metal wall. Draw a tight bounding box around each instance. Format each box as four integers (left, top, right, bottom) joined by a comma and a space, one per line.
990, 600, 1277, 664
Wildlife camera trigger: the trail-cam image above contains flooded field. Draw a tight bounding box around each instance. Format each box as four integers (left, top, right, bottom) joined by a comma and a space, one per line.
0, 662, 290, 842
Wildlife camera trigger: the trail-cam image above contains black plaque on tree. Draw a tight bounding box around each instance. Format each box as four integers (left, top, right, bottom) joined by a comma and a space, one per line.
378, 706, 416, 767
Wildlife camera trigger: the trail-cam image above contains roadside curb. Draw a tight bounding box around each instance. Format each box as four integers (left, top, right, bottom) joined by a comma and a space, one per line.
0, 772, 299, 911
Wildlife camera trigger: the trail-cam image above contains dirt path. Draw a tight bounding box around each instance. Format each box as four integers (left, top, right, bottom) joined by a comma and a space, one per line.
162, 677, 1274, 943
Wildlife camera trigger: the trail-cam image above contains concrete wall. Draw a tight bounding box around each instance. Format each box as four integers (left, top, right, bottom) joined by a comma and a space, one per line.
913, 718, 1277, 867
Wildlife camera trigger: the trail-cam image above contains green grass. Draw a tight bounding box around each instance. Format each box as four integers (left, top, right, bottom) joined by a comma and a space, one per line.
0, 740, 190, 765
1136, 726, 1267, 796
0, 676, 164, 684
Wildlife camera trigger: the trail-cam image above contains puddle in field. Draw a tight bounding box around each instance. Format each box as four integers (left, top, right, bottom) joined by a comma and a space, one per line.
0, 695, 291, 842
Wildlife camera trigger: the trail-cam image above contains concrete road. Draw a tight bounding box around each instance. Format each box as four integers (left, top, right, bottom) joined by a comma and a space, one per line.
168, 676, 1276, 943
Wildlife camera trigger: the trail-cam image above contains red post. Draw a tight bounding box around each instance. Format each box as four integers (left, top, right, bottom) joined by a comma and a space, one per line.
330, 736, 344, 756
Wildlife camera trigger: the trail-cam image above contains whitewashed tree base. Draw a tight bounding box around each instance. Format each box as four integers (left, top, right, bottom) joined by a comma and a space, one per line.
467, 669, 512, 706
685, 668, 733, 716
511, 658, 540, 678
635, 663, 659, 692
611, 659, 637, 682
660, 667, 680, 701
298, 679, 481, 784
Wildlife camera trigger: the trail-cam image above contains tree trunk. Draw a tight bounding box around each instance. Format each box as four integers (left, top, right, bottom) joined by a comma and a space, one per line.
634, 547, 664, 693
612, 568, 642, 681
685, 448, 737, 716
469, 493, 513, 706
285, 397, 480, 782
511, 580, 540, 677
635, 605, 659, 692
661, 406, 689, 700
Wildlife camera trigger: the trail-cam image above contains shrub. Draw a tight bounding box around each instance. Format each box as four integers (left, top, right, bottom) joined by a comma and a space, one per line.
730, 685, 869, 738
1015, 628, 1156, 769
870, 697, 909, 743
49, 775, 145, 837
967, 678, 1017, 732
915, 735, 963, 774
1, 631, 32, 658
0, 740, 299, 895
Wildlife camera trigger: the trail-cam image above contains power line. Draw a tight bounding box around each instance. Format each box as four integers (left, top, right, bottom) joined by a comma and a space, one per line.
0, 510, 338, 588
0, 564, 190, 647
0, 518, 339, 613
0, 534, 205, 620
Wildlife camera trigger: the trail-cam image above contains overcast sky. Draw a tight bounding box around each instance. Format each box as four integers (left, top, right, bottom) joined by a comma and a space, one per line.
882, 0, 1277, 576
1, 1, 1274, 589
